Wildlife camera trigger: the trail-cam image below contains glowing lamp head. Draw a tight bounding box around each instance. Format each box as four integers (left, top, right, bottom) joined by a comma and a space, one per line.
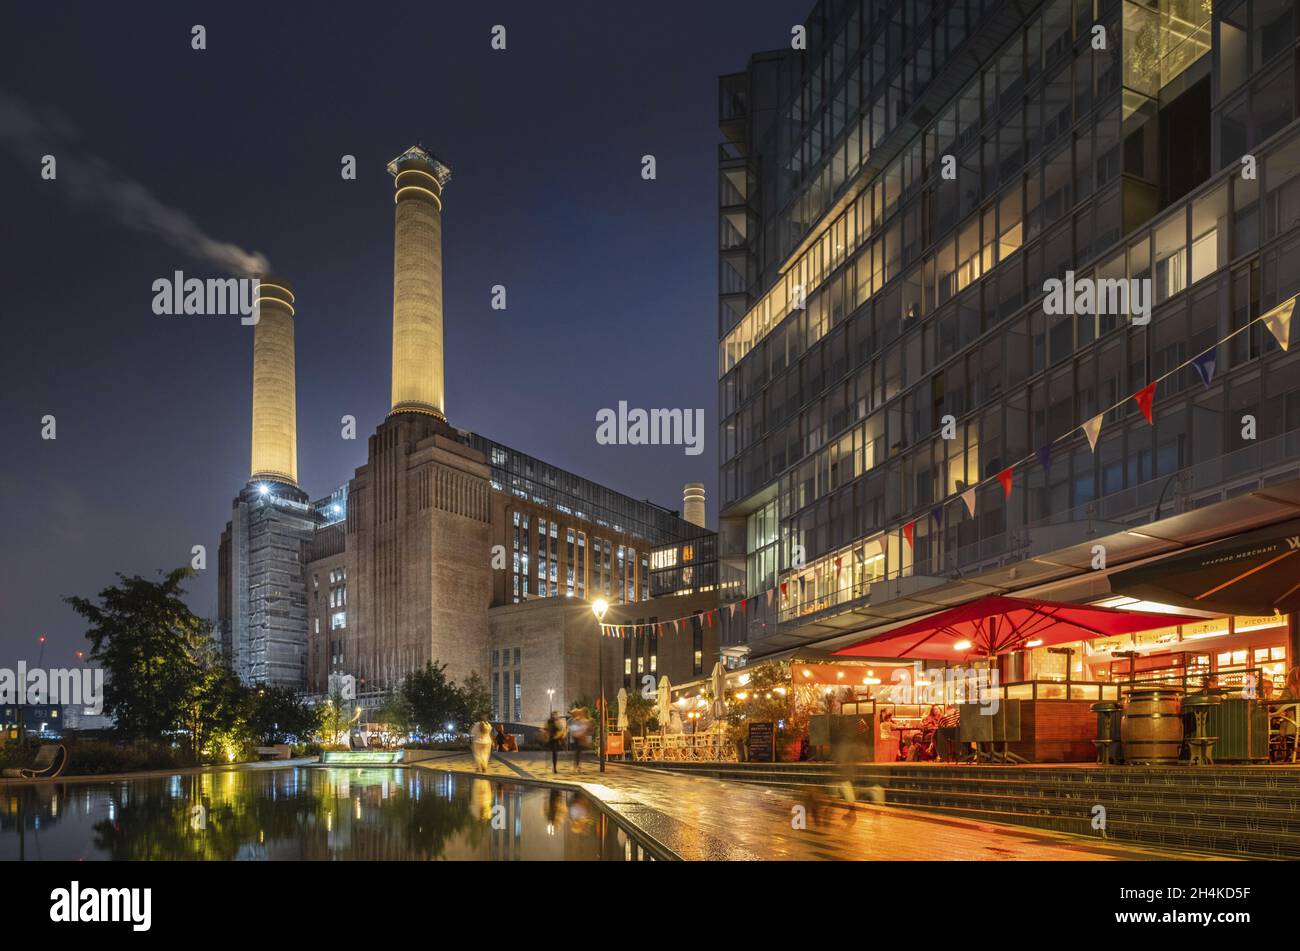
953, 640, 973, 651
591, 598, 609, 622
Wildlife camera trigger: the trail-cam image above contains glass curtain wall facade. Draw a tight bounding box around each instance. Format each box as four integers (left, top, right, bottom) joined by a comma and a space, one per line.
718, 0, 1300, 651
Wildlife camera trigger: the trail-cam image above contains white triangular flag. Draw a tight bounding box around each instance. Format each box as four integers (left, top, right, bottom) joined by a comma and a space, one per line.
960, 487, 977, 518
1082, 413, 1104, 452
1261, 297, 1295, 351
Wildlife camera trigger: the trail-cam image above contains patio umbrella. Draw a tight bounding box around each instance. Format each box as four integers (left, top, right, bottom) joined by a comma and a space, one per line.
615, 687, 628, 730
832, 595, 1205, 662
710, 661, 726, 718
656, 676, 671, 728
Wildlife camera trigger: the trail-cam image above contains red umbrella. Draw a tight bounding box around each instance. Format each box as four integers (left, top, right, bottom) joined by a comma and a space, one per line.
831, 595, 1207, 662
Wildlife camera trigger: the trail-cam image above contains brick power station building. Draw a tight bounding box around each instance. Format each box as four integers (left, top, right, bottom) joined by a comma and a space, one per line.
219, 145, 716, 726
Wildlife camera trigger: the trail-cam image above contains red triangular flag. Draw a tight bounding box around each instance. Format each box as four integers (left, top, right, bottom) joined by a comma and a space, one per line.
834, 557, 842, 575
997, 467, 1014, 498
740, 598, 748, 614
780, 581, 788, 599
902, 521, 915, 547
1133, 382, 1156, 424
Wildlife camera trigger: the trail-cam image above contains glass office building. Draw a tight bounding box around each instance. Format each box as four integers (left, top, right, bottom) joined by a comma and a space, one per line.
718, 0, 1300, 656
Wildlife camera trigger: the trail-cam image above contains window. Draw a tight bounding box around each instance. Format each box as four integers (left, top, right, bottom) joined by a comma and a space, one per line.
1155, 210, 1188, 302
1190, 184, 1227, 285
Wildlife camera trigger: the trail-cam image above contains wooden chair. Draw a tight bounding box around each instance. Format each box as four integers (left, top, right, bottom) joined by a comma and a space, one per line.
1270, 703, 1300, 763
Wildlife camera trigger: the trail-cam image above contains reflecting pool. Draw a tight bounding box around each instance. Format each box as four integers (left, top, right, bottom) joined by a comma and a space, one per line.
0, 767, 649, 860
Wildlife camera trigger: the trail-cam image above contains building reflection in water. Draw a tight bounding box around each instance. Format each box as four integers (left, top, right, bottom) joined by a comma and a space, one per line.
0, 767, 652, 861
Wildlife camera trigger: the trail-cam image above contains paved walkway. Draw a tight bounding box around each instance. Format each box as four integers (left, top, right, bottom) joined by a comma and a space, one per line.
413, 751, 1211, 861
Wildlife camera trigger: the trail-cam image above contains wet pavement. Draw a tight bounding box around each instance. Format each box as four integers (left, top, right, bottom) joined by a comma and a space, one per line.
413, 751, 1212, 861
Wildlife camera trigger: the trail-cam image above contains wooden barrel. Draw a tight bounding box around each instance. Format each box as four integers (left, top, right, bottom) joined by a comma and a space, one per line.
1121, 688, 1184, 764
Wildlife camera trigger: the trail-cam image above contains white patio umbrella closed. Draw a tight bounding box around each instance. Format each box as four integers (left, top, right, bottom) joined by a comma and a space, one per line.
710, 662, 726, 719
656, 676, 671, 730
616, 687, 629, 730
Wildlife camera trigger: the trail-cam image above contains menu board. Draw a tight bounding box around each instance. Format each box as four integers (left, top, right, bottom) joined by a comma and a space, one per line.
747, 721, 776, 763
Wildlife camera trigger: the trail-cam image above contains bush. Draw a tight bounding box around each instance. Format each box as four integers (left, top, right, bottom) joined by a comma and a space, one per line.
1, 737, 192, 776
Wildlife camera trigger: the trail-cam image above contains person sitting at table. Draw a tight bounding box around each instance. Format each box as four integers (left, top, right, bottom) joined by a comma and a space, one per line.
1282, 666, 1300, 700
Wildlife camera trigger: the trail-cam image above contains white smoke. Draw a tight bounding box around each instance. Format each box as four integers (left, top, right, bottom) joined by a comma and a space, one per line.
0, 91, 270, 277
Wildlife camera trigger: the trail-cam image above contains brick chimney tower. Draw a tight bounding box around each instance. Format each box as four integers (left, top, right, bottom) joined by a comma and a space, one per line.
387, 144, 452, 419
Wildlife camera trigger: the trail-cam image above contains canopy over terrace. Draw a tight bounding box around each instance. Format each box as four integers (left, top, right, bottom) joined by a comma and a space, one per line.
831, 595, 1206, 662
1110, 517, 1300, 615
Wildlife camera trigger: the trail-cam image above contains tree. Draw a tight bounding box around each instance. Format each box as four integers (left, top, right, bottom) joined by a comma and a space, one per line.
176, 634, 247, 763
375, 690, 414, 738
400, 661, 462, 737
248, 686, 321, 744
319, 687, 357, 747
458, 671, 492, 729
66, 567, 213, 748
620, 690, 657, 737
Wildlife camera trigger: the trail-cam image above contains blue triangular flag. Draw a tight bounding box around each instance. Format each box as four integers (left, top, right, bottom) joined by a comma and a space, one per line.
1192, 349, 1216, 389
931, 505, 944, 528
1036, 444, 1053, 473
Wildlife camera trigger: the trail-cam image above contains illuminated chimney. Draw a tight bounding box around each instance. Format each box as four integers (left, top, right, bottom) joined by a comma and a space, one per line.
249, 276, 298, 486
387, 144, 452, 419
683, 483, 706, 529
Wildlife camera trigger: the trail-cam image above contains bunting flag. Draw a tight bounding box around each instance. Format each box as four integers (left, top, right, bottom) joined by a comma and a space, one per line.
1082, 413, 1103, 451
960, 487, 977, 518
902, 520, 916, 547
930, 505, 943, 528
834, 557, 843, 576
997, 467, 1014, 498
741, 598, 748, 613
1036, 444, 1053, 474
1191, 348, 1217, 389
798, 577, 806, 594
727, 603, 736, 619
780, 581, 788, 599
766, 589, 774, 607
1261, 297, 1295, 351
1133, 382, 1156, 424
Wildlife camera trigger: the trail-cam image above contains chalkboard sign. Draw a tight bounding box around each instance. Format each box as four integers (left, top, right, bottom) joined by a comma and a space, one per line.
747, 721, 776, 763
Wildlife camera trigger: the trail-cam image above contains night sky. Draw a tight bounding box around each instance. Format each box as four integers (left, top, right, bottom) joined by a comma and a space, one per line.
0, 1, 799, 664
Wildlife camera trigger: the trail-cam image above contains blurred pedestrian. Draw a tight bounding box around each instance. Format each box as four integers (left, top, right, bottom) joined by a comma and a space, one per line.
544, 711, 567, 774
470, 721, 493, 772
569, 707, 592, 773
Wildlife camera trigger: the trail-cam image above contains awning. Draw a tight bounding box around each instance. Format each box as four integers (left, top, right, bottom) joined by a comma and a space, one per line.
1110, 518, 1300, 615
831, 595, 1205, 662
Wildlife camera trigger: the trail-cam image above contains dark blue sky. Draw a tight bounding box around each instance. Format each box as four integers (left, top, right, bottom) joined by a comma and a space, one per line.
0, 1, 799, 663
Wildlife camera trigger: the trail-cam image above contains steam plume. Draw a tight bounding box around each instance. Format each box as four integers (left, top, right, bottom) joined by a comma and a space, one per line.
0, 90, 270, 277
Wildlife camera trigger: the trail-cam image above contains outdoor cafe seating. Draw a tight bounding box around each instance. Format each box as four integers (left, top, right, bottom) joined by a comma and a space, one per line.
629, 731, 735, 763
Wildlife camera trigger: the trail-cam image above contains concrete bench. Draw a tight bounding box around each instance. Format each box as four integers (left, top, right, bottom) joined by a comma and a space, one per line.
254, 744, 293, 760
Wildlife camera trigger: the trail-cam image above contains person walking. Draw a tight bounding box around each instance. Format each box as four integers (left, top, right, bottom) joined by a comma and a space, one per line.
544, 711, 567, 774
569, 707, 592, 773
469, 720, 493, 772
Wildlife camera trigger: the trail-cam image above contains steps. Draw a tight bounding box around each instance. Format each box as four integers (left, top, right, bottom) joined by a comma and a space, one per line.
626, 761, 1300, 858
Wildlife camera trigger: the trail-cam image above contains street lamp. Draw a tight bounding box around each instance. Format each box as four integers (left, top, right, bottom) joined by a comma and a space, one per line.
591, 598, 609, 773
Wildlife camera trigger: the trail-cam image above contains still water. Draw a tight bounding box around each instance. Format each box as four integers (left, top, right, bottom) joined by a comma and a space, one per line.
0, 767, 647, 860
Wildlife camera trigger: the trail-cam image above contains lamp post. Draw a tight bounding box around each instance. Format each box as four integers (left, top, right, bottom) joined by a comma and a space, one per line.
592, 598, 609, 773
